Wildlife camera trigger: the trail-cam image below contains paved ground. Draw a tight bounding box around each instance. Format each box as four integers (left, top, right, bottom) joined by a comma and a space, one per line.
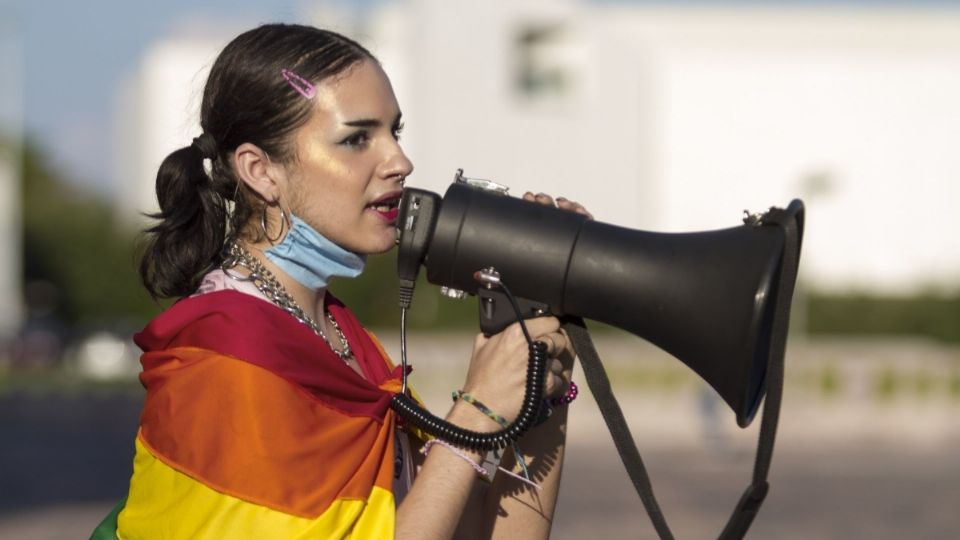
1, 441, 956, 540
553, 441, 959, 540
1, 335, 958, 538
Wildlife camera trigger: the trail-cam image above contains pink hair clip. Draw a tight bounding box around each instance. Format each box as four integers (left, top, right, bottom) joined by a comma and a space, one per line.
281, 69, 316, 99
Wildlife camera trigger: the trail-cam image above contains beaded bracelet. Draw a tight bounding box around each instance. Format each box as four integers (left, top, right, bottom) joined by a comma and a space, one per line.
454, 381, 579, 431
421, 439, 489, 479
549, 380, 579, 407
450, 390, 541, 488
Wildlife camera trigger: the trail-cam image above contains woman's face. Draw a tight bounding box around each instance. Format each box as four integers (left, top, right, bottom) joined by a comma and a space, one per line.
283, 58, 413, 255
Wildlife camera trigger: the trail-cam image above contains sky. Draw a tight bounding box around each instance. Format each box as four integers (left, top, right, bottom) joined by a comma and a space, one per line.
5, 0, 376, 192
4, 0, 960, 194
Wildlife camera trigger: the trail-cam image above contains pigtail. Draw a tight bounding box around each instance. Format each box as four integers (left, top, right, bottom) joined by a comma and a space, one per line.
139, 144, 227, 299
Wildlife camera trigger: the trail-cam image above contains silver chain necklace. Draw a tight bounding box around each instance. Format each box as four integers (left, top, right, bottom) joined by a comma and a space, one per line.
220, 241, 354, 362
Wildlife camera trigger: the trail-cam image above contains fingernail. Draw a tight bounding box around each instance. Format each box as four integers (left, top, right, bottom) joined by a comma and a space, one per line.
557, 197, 567, 202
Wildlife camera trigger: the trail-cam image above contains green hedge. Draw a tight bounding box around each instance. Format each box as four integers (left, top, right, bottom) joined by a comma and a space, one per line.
806, 293, 960, 343
329, 251, 478, 330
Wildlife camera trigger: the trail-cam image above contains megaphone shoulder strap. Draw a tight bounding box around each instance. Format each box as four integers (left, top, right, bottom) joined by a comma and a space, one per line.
565, 318, 676, 539
718, 201, 802, 540
564, 201, 803, 540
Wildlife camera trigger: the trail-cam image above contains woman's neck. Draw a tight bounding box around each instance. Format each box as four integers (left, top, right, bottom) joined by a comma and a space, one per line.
242, 238, 327, 322
237, 236, 361, 377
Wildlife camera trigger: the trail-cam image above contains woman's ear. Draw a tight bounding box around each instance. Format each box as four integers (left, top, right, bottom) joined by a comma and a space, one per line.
233, 142, 285, 202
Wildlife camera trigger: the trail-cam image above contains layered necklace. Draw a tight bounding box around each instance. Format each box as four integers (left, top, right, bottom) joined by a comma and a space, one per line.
220, 240, 354, 362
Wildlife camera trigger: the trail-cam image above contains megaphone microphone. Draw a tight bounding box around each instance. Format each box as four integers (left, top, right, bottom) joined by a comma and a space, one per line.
390, 169, 805, 539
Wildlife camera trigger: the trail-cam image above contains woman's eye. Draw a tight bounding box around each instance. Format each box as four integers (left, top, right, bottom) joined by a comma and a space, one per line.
392, 122, 405, 141
340, 131, 370, 148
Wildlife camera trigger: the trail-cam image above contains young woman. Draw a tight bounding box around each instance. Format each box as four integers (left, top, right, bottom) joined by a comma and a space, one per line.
96, 23, 589, 539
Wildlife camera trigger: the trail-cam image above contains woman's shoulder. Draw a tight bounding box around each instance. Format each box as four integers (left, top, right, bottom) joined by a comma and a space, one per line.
192, 268, 264, 299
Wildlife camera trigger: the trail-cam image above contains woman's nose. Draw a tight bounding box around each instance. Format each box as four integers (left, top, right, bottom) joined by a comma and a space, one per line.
381, 141, 414, 180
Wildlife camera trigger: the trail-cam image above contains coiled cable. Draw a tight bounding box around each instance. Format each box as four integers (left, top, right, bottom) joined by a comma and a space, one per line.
391, 278, 547, 451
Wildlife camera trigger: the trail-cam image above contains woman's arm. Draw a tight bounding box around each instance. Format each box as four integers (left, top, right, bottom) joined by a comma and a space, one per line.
396, 319, 566, 540
398, 192, 588, 539
466, 191, 588, 539
461, 335, 575, 539
396, 400, 504, 540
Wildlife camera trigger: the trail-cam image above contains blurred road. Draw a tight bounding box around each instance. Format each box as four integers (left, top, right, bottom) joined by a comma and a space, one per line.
1, 335, 958, 538
1, 436, 956, 539
553, 440, 959, 539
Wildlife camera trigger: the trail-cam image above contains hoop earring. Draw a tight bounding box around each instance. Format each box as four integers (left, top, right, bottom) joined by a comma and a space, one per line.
261, 204, 288, 244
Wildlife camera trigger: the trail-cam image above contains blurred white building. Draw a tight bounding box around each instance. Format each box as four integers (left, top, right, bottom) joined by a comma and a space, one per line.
114, 36, 225, 226
0, 8, 24, 338
116, 0, 960, 295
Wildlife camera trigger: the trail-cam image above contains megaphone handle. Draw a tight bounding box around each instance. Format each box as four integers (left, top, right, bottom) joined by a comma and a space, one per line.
477, 287, 551, 336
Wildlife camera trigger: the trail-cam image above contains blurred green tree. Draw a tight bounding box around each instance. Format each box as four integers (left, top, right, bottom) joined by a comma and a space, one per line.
21, 140, 158, 333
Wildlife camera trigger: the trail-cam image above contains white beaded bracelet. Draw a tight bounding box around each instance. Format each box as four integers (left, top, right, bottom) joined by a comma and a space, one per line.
421, 439, 489, 480
421, 439, 541, 491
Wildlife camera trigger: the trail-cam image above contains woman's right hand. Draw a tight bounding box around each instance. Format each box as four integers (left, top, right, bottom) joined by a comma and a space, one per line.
454, 316, 571, 429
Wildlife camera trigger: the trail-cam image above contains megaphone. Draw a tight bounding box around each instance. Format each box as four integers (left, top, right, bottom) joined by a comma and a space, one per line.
391, 169, 804, 539
396, 170, 804, 428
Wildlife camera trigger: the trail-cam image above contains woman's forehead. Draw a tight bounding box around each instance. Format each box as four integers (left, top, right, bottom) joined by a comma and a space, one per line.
310, 60, 400, 127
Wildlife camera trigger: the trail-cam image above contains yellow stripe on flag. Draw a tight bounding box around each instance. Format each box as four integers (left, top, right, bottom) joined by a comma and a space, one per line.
117, 438, 395, 539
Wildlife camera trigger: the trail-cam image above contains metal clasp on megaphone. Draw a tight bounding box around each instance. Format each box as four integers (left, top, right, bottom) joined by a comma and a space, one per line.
743, 210, 765, 227
474, 267, 501, 288
454, 168, 510, 194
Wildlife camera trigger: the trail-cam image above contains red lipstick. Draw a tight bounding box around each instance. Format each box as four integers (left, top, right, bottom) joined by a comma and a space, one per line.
367, 191, 403, 222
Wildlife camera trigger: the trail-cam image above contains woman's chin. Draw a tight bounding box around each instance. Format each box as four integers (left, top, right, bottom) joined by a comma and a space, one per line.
378, 235, 401, 254
355, 232, 398, 256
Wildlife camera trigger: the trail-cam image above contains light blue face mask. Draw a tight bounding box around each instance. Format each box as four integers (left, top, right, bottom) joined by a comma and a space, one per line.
264, 214, 366, 291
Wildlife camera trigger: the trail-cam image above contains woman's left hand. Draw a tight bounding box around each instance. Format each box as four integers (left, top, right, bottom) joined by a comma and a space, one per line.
522, 191, 593, 220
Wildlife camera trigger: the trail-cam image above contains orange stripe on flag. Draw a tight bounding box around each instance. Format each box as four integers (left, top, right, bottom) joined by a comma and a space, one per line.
139, 348, 396, 519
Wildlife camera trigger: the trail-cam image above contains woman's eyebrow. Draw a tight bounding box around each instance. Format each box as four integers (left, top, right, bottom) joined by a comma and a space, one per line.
342, 112, 402, 128
343, 118, 381, 128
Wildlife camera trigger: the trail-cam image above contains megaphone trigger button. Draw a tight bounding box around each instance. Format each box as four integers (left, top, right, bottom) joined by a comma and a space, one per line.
481, 297, 495, 319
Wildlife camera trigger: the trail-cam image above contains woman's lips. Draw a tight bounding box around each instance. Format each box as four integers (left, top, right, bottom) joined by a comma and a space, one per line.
370, 205, 400, 222
366, 195, 401, 222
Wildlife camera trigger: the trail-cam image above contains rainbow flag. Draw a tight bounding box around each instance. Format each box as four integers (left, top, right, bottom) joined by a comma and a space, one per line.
95, 291, 405, 539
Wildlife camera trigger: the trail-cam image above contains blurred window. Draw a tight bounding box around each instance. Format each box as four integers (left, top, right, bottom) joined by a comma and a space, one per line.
515, 23, 575, 102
